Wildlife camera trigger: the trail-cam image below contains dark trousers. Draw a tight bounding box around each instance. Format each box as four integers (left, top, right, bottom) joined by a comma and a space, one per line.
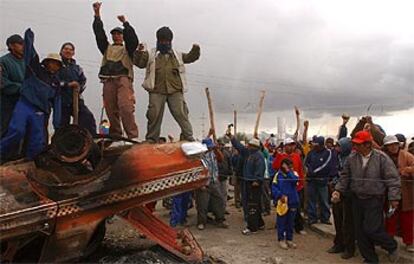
61, 99, 97, 136
262, 179, 272, 214
332, 194, 355, 254
232, 174, 241, 207
277, 208, 297, 241
307, 181, 331, 223
294, 189, 305, 232
0, 94, 19, 137
352, 195, 397, 263
246, 181, 265, 232
195, 181, 225, 225
240, 179, 248, 222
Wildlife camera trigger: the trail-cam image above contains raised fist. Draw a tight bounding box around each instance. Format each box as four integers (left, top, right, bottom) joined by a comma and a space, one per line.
117, 15, 126, 23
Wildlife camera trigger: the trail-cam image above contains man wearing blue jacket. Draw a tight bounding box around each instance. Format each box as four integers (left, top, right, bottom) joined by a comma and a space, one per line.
228, 131, 265, 235
305, 136, 335, 225
0, 28, 62, 160
272, 158, 299, 249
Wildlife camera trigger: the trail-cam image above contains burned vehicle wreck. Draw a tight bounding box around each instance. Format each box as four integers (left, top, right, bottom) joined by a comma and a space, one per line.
0, 125, 208, 263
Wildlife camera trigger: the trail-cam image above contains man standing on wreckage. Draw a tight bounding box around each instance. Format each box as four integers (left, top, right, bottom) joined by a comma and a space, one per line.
133, 26, 200, 143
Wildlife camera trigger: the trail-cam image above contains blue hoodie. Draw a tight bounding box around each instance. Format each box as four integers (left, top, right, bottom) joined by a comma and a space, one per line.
271, 170, 299, 208
19, 28, 61, 129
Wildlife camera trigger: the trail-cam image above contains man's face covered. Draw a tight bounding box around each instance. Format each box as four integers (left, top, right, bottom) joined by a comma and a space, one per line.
156, 26, 173, 54
157, 39, 172, 54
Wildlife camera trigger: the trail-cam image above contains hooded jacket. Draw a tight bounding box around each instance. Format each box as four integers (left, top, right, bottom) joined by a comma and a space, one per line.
19, 28, 61, 129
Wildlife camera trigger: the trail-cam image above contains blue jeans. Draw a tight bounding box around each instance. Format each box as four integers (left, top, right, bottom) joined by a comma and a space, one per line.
307, 181, 331, 223
0, 99, 46, 160
277, 208, 297, 241
170, 192, 192, 227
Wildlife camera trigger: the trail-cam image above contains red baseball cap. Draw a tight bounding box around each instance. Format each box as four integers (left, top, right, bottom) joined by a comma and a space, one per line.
352, 131, 373, 144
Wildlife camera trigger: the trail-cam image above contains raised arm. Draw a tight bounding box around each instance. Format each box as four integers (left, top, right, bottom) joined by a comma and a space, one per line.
23, 28, 42, 75
182, 44, 200, 64
92, 2, 109, 55
118, 15, 139, 59
133, 44, 149, 68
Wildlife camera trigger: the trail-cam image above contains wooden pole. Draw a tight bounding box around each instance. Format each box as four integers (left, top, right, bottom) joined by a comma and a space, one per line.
205, 87, 217, 141
72, 87, 80, 125
293, 106, 300, 141
233, 109, 237, 137
253, 90, 266, 138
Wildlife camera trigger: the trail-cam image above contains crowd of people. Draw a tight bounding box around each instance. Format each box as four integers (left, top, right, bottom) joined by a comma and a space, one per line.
1, 3, 414, 264
166, 112, 414, 264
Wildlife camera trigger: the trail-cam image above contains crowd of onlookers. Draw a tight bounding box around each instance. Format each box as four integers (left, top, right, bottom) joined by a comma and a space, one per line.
166, 114, 413, 264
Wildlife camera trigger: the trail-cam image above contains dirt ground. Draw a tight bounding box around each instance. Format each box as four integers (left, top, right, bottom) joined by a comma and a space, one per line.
89, 198, 407, 264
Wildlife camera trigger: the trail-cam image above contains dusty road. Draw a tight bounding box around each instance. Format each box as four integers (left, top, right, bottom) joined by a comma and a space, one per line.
88, 201, 406, 264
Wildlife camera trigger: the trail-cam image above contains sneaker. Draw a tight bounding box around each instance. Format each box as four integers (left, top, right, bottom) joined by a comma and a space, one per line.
287, 241, 297, 249
341, 251, 354, 259
258, 225, 265, 231
327, 245, 344, 254
279, 240, 288, 250
242, 227, 256, 235
197, 224, 205, 230
298, 230, 307, 235
388, 245, 399, 263
407, 244, 414, 253
216, 221, 229, 229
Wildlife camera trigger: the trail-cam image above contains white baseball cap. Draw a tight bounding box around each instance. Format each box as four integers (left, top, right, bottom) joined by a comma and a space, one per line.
283, 137, 295, 145
383, 135, 399, 146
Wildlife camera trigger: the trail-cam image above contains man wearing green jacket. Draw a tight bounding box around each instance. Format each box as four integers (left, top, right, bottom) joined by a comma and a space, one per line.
134, 27, 200, 143
0, 34, 25, 137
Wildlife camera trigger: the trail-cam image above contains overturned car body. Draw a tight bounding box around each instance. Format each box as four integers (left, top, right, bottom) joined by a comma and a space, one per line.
0, 126, 208, 263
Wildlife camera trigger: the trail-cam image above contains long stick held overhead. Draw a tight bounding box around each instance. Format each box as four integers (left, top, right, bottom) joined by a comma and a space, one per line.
205, 87, 217, 141
253, 90, 266, 138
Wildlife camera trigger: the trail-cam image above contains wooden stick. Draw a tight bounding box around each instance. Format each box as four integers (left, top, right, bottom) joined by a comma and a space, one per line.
233, 109, 237, 137
72, 87, 80, 125
205, 87, 217, 141
293, 106, 300, 141
253, 90, 266, 138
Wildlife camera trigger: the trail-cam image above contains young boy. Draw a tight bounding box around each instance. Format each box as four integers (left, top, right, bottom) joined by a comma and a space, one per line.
272, 158, 299, 249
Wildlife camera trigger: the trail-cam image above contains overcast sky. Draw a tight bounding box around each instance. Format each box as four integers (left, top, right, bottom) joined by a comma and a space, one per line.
1, 0, 413, 139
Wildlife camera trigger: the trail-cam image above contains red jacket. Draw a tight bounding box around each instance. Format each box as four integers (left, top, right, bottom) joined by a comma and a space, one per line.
272, 152, 304, 191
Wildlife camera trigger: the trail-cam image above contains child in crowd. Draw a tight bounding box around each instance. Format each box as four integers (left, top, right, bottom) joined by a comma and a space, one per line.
272, 158, 299, 249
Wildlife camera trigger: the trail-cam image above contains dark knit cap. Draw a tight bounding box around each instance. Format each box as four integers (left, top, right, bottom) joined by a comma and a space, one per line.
156, 26, 173, 41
